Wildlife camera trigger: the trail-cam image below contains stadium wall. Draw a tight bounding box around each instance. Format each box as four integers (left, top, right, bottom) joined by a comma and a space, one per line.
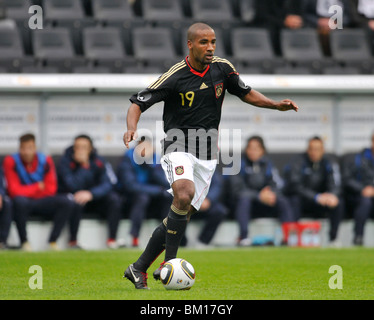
0, 74, 374, 156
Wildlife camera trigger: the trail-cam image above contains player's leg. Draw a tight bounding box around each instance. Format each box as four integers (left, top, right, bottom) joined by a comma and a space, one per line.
164, 154, 217, 261
163, 178, 195, 262
124, 188, 194, 290
124, 153, 195, 289
152, 203, 196, 281
153, 156, 216, 280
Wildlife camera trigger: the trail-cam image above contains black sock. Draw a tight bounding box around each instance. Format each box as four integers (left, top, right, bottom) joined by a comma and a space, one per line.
164, 205, 188, 262
133, 220, 167, 273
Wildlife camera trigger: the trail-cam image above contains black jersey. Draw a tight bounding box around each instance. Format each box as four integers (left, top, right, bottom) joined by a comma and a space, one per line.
130, 56, 251, 160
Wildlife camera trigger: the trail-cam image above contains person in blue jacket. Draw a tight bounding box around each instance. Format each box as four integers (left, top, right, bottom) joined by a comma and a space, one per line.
229, 136, 293, 246
0, 166, 12, 249
57, 134, 121, 249
283, 136, 343, 246
116, 136, 171, 247
342, 133, 374, 246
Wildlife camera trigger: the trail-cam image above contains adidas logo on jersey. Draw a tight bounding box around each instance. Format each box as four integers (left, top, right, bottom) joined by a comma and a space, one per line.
200, 82, 209, 90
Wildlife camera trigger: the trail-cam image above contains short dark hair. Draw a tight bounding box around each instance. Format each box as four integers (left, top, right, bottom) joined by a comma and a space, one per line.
308, 136, 323, 144
246, 135, 266, 152
187, 22, 214, 41
74, 134, 93, 147
19, 133, 36, 144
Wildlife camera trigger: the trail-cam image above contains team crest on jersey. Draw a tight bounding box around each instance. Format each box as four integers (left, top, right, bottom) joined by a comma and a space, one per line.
215, 83, 223, 98
175, 166, 184, 175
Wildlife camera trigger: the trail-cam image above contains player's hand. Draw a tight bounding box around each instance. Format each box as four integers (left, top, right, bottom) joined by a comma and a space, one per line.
0, 195, 3, 210
276, 99, 299, 112
123, 130, 138, 149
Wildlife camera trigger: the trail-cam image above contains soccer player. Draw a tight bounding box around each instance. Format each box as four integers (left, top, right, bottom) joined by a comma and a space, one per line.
123, 22, 299, 289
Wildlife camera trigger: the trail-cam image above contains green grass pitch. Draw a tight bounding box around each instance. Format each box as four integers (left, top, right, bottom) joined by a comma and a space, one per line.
1, 247, 373, 300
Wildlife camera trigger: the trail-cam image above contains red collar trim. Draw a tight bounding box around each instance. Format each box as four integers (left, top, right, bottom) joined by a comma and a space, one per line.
186, 56, 210, 77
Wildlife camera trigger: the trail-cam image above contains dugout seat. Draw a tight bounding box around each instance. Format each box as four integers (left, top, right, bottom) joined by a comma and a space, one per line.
43, 0, 85, 21
83, 27, 135, 73
142, 0, 184, 23
124, 64, 164, 74
92, 0, 134, 22
43, 0, 93, 56
132, 27, 180, 70
232, 28, 285, 73
3, 0, 35, 55
21, 65, 59, 73
143, 0, 191, 56
329, 29, 374, 74
3, 0, 32, 21
281, 28, 334, 74
322, 65, 360, 75
72, 65, 112, 74
273, 65, 312, 75
95, 0, 145, 57
235, 64, 262, 74
32, 27, 85, 73
190, 0, 233, 23
0, 25, 34, 72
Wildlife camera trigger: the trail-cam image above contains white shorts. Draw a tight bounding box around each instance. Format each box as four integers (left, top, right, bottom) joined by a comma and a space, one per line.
161, 152, 217, 211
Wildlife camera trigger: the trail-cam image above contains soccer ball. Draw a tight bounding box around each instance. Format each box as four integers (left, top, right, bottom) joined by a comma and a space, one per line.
160, 258, 196, 290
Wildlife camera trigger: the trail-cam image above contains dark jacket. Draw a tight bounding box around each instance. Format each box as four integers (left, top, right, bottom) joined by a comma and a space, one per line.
229, 155, 283, 200
0, 167, 5, 197
302, 0, 354, 27
253, 0, 304, 27
283, 153, 341, 201
350, 0, 374, 27
343, 148, 374, 195
57, 146, 114, 199
116, 148, 169, 197
206, 170, 225, 204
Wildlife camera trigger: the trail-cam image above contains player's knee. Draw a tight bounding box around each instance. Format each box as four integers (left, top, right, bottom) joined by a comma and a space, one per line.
172, 180, 195, 209
173, 192, 193, 210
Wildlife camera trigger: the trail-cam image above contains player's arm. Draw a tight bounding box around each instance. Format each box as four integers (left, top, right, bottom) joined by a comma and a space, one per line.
241, 89, 298, 112
123, 103, 142, 148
